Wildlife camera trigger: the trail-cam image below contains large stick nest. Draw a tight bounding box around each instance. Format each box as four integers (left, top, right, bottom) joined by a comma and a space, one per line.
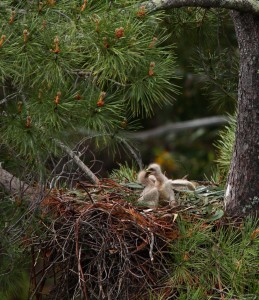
27, 179, 223, 300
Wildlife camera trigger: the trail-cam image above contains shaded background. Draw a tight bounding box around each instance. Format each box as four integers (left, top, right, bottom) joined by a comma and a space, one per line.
109, 8, 238, 180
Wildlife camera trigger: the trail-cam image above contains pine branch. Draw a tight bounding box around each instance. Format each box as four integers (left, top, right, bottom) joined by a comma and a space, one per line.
143, 0, 259, 15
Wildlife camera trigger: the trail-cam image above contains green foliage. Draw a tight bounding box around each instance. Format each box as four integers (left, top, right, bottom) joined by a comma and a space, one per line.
163, 217, 259, 299
0, 192, 30, 300
135, 7, 238, 180
192, 48, 238, 113
166, 7, 238, 113
0, 1, 179, 172
109, 161, 138, 182
0, 272, 29, 300
215, 115, 236, 180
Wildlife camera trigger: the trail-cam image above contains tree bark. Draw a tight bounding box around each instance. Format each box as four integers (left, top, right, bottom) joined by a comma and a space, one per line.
143, 0, 259, 15
0, 166, 35, 198
225, 12, 259, 216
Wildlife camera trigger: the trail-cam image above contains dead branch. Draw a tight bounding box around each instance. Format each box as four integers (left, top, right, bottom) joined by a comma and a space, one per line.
0, 166, 34, 197
129, 116, 229, 141
54, 140, 100, 185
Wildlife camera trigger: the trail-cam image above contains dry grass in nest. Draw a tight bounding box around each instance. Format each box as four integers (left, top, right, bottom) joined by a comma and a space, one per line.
27, 179, 219, 300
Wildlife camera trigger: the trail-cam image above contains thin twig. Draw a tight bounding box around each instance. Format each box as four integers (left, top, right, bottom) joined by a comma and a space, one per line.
78, 182, 95, 204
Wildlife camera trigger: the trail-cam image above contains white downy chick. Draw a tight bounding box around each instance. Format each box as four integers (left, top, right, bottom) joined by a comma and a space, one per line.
145, 163, 168, 187
137, 170, 159, 207
162, 179, 196, 207
158, 180, 177, 207
145, 163, 176, 206
169, 179, 196, 192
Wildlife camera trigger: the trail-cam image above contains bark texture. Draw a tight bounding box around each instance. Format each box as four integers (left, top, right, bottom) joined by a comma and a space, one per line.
225, 12, 259, 215
0, 166, 34, 197
144, 0, 259, 15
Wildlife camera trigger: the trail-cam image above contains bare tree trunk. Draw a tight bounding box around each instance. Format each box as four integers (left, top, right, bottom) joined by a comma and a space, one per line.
225, 12, 259, 216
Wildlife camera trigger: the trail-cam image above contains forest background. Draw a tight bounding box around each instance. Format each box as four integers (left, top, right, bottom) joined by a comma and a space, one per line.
127, 7, 237, 180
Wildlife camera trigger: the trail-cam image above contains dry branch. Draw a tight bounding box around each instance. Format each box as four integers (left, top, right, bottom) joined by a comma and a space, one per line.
0, 166, 34, 197
129, 116, 229, 141
54, 140, 100, 185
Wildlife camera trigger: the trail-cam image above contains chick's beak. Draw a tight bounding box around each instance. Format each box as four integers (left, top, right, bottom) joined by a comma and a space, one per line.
145, 169, 151, 177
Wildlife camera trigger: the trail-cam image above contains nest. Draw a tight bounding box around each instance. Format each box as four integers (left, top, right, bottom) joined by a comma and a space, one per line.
27, 179, 223, 300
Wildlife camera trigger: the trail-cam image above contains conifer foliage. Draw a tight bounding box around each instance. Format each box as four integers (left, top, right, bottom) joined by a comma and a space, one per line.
0, 0, 178, 170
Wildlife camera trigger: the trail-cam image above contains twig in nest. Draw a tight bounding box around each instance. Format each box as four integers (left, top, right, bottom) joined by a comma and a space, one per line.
75, 217, 88, 300
78, 182, 95, 204
149, 231, 154, 262
28, 200, 178, 299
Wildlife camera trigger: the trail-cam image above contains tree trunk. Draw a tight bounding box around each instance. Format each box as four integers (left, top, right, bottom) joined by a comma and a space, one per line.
225, 12, 259, 216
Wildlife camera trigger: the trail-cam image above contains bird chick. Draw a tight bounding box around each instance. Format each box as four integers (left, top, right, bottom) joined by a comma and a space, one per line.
137, 170, 159, 207
158, 180, 177, 207
145, 163, 196, 207
162, 179, 196, 207
137, 169, 156, 186
146, 163, 168, 187
169, 179, 196, 192
146, 163, 176, 206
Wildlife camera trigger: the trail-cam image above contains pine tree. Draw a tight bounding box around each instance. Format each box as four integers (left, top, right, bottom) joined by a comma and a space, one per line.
1, 0, 258, 217
0, 0, 178, 180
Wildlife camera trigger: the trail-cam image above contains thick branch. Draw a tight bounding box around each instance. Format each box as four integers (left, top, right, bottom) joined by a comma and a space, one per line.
144, 0, 259, 15
0, 166, 35, 197
129, 116, 229, 141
